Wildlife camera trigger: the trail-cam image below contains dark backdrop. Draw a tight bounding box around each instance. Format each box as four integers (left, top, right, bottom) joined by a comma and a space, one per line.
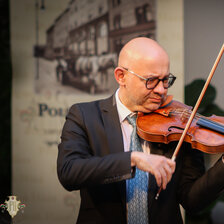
0, 0, 11, 223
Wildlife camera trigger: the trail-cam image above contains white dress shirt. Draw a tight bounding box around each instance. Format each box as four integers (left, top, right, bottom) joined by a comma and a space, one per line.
115, 89, 151, 154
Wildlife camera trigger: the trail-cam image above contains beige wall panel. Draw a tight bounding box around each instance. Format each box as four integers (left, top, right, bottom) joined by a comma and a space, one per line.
11, 0, 184, 223
157, 0, 184, 102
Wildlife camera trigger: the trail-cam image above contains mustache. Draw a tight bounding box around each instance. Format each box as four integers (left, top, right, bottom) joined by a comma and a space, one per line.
147, 93, 164, 100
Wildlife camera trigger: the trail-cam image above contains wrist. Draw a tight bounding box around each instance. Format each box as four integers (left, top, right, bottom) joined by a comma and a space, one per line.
131, 151, 136, 167
131, 151, 139, 167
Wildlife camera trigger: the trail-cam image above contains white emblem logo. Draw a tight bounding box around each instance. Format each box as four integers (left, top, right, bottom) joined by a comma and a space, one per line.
0, 196, 25, 218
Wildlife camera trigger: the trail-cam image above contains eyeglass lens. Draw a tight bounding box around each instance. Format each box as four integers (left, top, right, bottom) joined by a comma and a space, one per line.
146, 76, 175, 89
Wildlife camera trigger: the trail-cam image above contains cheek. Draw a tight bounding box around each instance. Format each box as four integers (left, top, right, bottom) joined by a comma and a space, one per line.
125, 80, 139, 95
130, 87, 146, 99
125, 78, 151, 101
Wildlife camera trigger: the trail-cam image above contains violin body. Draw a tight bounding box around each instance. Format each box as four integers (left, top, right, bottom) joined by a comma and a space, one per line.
137, 100, 224, 154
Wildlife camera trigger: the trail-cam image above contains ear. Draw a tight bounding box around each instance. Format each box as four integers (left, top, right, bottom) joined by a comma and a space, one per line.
114, 67, 126, 86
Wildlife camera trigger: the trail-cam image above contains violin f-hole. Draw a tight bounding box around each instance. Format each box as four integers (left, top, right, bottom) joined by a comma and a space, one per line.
168, 126, 184, 132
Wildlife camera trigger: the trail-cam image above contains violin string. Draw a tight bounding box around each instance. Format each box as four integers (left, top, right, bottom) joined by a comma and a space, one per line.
169, 109, 202, 127
169, 109, 205, 120
169, 108, 224, 128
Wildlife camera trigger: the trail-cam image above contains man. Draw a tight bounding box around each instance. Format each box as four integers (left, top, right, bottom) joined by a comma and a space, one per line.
57, 37, 224, 224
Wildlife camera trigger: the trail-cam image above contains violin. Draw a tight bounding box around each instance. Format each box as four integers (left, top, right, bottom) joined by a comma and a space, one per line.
137, 95, 224, 154
139, 43, 224, 199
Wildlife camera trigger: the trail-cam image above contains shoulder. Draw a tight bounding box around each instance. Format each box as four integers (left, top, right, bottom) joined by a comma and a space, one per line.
69, 95, 114, 111
67, 95, 115, 120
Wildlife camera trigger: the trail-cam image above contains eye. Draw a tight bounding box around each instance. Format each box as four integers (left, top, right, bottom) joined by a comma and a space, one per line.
148, 77, 158, 82
163, 77, 169, 83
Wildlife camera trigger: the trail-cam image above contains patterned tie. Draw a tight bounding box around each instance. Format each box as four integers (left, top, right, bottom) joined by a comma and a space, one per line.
126, 114, 149, 224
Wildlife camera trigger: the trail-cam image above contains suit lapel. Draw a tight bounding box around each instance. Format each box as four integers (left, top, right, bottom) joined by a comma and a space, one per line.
99, 95, 127, 209
99, 95, 124, 154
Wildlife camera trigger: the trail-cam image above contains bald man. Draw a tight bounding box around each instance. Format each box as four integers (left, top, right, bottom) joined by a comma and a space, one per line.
57, 38, 224, 224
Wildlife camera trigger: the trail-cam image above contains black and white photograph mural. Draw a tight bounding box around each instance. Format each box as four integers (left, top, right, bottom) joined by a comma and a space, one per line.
34, 0, 156, 95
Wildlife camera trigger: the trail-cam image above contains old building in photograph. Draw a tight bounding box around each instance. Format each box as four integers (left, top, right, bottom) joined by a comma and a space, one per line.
69, 0, 109, 56
36, 0, 156, 94
108, 0, 156, 53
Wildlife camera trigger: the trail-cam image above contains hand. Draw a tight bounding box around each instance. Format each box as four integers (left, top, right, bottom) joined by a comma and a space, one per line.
131, 151, 176, 190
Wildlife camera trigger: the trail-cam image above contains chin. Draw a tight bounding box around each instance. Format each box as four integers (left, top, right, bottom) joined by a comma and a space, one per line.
143, 103, 161, 113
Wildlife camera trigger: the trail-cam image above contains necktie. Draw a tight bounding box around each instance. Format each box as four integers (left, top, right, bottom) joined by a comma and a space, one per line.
126, 114, 149, 224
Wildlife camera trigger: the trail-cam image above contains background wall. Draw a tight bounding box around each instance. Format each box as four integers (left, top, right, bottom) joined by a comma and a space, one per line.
10, 1, 79, 223
184, 0, 224, 110
157, 0, 184, 102
0, 0, 184, 223
184, 1, 224, 223
9, 1, 184, 224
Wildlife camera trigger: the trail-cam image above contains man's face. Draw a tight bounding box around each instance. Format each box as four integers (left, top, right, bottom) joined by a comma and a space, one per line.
120, 58, 170, 113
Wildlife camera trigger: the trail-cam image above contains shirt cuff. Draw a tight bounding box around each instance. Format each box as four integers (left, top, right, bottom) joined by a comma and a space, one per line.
131, 166, 136, 178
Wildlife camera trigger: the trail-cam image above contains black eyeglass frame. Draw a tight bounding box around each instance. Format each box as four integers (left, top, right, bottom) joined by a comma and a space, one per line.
121, 66, 176, 90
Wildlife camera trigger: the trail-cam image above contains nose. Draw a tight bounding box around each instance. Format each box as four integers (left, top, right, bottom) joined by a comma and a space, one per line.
153, 80, 166, 95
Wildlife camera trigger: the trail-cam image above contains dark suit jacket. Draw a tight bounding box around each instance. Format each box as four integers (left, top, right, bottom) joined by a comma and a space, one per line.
57, 95, 224, 224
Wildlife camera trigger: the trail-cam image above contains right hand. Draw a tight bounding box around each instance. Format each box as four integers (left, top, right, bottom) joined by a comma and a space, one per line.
131, 151, 176, 190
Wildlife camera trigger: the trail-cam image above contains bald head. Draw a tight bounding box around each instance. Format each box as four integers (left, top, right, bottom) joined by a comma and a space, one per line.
118, 37, 169, 72
114, 37, 171, 113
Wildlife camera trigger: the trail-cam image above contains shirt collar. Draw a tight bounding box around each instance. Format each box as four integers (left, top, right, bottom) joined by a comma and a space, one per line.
115, 89, 133, 123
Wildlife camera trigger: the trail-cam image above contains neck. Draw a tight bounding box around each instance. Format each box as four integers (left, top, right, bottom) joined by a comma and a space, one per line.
118, 88, 134, 112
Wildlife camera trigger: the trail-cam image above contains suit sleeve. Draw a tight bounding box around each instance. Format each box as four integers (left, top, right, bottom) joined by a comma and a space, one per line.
178, 144, 224, 213
57, 104, 133, 191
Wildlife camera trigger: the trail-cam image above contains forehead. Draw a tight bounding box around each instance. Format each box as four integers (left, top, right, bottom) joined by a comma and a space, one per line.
129, 55, 170, 77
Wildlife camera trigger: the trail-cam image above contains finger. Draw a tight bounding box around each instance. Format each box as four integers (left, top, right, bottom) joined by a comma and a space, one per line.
159, 167, 168, 190
154, 170, 162, 187
166, 159, 176, 173
163, 163, 173, 183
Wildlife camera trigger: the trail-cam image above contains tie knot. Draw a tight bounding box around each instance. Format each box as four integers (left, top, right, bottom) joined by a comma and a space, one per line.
126, 114, 137, 127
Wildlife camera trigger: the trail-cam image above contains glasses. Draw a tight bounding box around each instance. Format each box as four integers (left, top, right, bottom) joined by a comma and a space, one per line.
121, 67, 176, 90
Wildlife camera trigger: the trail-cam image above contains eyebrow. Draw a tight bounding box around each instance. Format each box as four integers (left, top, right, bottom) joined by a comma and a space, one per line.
124, 67, 169, 79
147, 74, 170, 79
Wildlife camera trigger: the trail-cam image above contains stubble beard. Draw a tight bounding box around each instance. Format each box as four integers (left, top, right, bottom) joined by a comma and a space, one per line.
135, 93, 164, 113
